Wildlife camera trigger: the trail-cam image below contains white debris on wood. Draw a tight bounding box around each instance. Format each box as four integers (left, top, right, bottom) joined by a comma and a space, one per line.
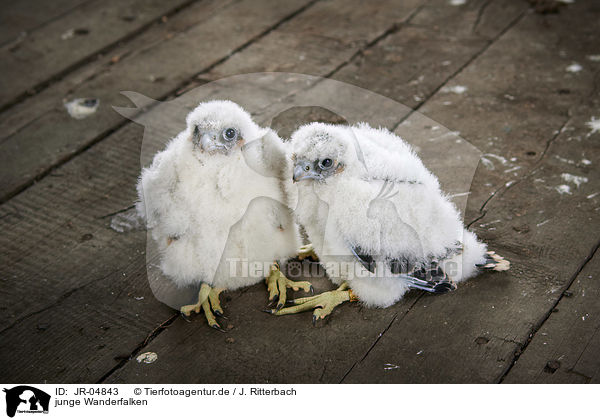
481, 153, 509, 170
555, 155, 575, 165
449, 0, 466, 5
449, 192, 471, 198
61, 29, 75, 40
586, 117, 600, 136
480, 219, 501, 227
110, 208, 144, 233
587, 54, 600, 62
536, 219, 550, 227
504, 166, 521, 174
586, 192, 598, 199
566, 63, 582, 73
136, 352, 158, 364
441, 85, 468, 94
555, 185, 572, 195
561, 173, 588, 188
64, 98, 99, 119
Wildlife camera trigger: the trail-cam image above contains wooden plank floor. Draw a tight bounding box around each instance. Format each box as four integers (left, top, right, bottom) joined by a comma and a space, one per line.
0, 0, 598, 383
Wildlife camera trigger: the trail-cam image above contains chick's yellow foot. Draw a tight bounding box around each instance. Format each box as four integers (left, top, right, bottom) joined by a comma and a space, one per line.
297, 244, 319, 262
265, 263, 312, 311
267, 282, 357, 325
180, 284, 226, 332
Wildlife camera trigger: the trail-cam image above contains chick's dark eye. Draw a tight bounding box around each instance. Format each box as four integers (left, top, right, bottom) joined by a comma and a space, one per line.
320, 158, 333, 169
223, 128, 237, 141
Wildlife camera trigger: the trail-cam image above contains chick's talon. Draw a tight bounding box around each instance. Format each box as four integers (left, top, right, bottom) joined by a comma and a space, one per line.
270, 282, 354, 323
180, 283, 226, 331
265, 263, 312, 310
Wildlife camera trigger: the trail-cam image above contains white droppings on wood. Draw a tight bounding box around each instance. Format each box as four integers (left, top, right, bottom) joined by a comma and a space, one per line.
480, 219, 501, 227
481, 153, 510, 170
581, 159, 591, 165
383, 363, 401, 370
536, 219, 550, 227
449, 0, 466, 5
555, 185, 572, 195
561, 173, 588, 188
441, 85, 467, 94
449, 192, 471, 198
64, 98, 99, 119
136, 352, 158, 364
61, 29, 75, 40
586, 192, 599, 199
566, 63, 582, 73
587, 54, 600, 62
555, 155, 575, 165
586, 117, 600, 136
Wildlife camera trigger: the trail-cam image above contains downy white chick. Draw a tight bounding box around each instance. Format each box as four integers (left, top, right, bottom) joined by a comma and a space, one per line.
271, 122, 509, 323
137, 100, 313, 330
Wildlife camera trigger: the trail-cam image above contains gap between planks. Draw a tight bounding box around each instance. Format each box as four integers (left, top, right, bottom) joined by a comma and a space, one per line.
497, 239, 600, 383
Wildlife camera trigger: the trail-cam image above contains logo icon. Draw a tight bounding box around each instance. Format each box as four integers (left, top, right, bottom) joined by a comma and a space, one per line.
3, 386, 50, 418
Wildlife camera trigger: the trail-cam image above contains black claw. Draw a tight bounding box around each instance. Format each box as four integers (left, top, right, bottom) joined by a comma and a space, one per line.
214, 310, 228, 320
272, 294, 279, 302
312, 315, 317, 326
262, 308, 274, 314
212, 324, 226, 333
309, 285, 315, 295
180, 312, 192, 322
276, 303, 284, 311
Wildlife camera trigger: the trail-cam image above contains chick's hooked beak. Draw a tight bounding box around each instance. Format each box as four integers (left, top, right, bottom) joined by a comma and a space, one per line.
198, 130, 225, 153
293, 160, 319, 183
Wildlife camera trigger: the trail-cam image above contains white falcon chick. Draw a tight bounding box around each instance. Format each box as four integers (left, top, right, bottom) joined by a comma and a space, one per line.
137, 100, 313, 330
270, 122, 509, 323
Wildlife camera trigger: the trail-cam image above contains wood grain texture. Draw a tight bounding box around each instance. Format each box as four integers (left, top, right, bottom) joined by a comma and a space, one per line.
503, 250, 600, 383
0, 0, 313, 203
0, 0, 196, 109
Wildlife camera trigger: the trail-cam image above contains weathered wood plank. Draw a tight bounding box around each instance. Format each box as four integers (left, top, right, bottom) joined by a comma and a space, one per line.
502, 250, 599, 383
341, 0, 600, 382
0, 0, 313, 203
201, 0, 423, 80
331, 0, 526, 109
0, 122, 174, 383
0, 0, 90, 46
0, 0, 197, 109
